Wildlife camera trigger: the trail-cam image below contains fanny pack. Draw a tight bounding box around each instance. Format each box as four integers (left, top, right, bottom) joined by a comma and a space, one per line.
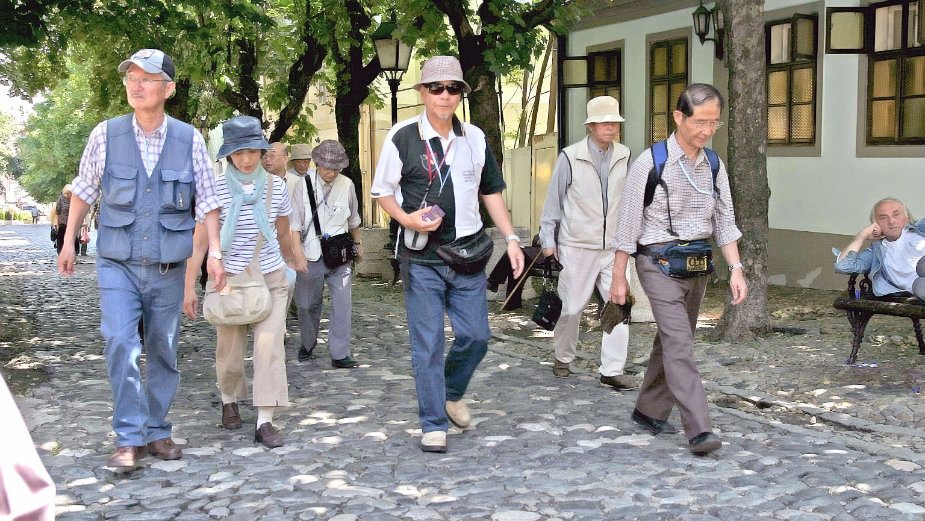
436, 229, 494, 275
641, 240, 714, 279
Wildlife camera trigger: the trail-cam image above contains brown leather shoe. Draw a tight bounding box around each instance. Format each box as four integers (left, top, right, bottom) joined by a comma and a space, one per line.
105, 446, 144, 470
147, 437, 182, 460
553, 359, 570, 378
255, 422, 284, 448
600, 374, 638, 391
222, 403, 242, 430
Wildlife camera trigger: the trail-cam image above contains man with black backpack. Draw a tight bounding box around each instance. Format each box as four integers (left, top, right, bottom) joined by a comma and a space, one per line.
539, 95, 637, 390
609, 83, 747, 456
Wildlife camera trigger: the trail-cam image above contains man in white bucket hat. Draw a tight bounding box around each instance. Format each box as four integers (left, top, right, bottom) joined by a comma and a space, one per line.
371, 55, 524, 454
539, 95, 637, 391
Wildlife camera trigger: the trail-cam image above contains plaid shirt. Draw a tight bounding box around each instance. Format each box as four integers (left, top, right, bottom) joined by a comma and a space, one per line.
72, 115, 220, 220
614, 133, 741, 254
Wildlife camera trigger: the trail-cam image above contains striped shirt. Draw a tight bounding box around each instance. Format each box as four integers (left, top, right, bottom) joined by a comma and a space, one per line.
216, 174, 292, 275
71, 115, 220, 220
614, 133, 741, 254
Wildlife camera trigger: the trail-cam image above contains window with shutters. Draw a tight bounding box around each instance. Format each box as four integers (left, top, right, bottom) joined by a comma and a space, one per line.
649, 38, 688, 144
766, 15, 818, 145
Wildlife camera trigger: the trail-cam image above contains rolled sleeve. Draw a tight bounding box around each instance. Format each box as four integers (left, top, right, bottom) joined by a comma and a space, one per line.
191, 132, 221, 221
834, 248, 874, 274
371, 138, 402, 199
710, 162, 742, 247
72, 122, 108, 205
347, 187, 361, 229
614, 154, 652, 254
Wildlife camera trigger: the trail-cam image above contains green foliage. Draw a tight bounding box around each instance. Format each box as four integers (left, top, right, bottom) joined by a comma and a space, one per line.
0, 112, 19, 181
16, 57, 116, 202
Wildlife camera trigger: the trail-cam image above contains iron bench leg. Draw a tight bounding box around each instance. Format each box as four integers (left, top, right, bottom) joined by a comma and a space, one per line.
914, 319, 925, 356
846, 309, 874, 365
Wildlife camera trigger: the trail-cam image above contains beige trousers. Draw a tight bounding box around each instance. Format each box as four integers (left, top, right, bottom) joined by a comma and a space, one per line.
553, 244, 630, 376
214, 268, 290, 406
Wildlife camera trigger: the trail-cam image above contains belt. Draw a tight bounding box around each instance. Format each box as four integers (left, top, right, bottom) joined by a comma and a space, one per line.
159, 262, 181, 271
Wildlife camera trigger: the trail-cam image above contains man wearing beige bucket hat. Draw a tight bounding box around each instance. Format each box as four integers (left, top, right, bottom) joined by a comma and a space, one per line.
286, 143, 313, 197
539, 95, 637, 391
371, 55, 524, 454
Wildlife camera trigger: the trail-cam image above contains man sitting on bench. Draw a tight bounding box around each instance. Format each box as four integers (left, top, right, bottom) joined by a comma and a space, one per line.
835, 197, 925, 300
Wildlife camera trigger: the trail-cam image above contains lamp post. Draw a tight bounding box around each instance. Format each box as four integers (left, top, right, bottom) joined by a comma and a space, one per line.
372, 16, 413, 125
692, 1, 725, 61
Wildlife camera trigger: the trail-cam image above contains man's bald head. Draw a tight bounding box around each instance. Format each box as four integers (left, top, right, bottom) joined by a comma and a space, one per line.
263, 142, 289, 177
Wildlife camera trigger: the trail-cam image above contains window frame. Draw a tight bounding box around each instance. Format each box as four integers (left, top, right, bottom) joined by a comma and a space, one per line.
765, 14, 819, 146
648, 37, 689, 145
866, 0, 925, 145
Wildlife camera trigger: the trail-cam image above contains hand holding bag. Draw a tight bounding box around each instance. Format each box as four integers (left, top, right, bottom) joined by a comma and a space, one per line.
305, 176, 356, 268
436, 228, 494, 275
202, 183, 274, 326
49, 226, 57, 243
79, 226, 90, 244
532, 259, 562, 330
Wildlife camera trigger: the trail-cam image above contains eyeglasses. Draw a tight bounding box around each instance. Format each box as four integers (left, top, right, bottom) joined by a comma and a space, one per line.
122, 76, 170, 87
425, 82, 463, 96
690, 120, 725, 130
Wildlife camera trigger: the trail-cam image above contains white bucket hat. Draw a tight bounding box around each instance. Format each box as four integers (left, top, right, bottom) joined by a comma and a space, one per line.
584, 96, 625, 124
414, 56, 471, 93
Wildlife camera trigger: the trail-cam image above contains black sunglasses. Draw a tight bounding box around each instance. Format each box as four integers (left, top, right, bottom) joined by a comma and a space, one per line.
425, 82, 463, 96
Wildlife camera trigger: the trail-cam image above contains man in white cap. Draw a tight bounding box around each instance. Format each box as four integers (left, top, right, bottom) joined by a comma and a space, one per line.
57, 48, 226, 470
539, 95, 637, 391
371, 55, 524, 453
286, 143, 313, 198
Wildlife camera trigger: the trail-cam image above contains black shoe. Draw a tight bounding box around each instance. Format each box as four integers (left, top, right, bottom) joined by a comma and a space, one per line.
631, 408, 676, 435
331, 355, 359, 369
689, 432, 722, 455
298, 345, 315, 362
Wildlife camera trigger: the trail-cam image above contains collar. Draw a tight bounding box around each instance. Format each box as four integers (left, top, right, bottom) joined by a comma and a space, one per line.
418, 113, 465, 142
574, 135, 628, 163
667, 132, 707, 167
132, 115, 169, 139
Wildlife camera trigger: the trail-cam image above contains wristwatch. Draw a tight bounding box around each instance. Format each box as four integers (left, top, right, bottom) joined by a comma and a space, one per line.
505, 234, 521, 243
208, 251, 223, 260
728, 262, 744, 272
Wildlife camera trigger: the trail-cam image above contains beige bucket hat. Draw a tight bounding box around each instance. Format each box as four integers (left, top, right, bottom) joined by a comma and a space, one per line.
584, 96, 625, 124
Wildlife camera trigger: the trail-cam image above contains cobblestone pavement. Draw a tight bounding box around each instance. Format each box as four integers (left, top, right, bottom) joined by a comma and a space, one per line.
3, 223, 925, 520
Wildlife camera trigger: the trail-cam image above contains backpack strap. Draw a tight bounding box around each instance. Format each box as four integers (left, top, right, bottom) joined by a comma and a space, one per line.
643, 140, 669, 208
703, 147, 720, 198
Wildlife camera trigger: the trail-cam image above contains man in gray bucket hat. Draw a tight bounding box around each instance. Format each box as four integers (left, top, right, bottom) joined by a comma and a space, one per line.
289, 139, 363, 369
539, 95, 637, 391
371, 55, 524, 453
58, 48, 226, 471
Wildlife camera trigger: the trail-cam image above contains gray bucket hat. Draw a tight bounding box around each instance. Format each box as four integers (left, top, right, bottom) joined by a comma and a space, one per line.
413, 56, 471, 94
216, 116, 270, 159
118, 49, 176, 80
311, 140, 349, 170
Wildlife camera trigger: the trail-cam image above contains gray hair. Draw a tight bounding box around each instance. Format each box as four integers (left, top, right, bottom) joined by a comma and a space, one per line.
870, 197, 915, 222
676, 83, 724, 116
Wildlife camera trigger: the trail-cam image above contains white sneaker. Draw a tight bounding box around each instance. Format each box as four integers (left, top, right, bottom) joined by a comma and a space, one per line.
420, 431, 447, 453
445, 400, 471, 429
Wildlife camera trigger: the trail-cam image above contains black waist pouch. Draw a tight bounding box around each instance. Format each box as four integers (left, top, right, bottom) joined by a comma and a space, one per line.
436, 229, 494, 275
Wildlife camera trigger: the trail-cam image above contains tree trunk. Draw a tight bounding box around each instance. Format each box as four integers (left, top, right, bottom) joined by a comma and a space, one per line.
516, 69, 531, 148
335, 96, 367, 221
528, 36, 553, 146
711, 0, 772, 341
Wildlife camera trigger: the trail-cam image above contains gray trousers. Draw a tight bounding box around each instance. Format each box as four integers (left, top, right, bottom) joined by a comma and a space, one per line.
294, 259, 353, 360
634, 253, 712, 439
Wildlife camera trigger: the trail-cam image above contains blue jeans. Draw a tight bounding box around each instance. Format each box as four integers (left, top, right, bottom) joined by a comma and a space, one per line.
404, 263, 491, 432
97, 257, 185, 447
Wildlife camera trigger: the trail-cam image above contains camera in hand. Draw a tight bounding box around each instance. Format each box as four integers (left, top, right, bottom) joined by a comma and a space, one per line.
421, 205, 445, 223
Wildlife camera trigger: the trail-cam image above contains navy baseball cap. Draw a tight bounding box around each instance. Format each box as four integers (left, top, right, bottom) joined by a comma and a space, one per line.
118, 49, 176, 80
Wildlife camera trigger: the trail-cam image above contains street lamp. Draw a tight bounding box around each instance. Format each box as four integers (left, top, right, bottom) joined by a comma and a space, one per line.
692, 1, 725, 61
372, 16, 413, 125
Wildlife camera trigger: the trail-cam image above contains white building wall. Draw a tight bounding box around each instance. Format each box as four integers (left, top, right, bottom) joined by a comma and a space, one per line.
568, 0, 925, 243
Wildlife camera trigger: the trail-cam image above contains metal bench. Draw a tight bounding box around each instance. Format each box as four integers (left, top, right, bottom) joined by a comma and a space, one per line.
832, 273, 925, 364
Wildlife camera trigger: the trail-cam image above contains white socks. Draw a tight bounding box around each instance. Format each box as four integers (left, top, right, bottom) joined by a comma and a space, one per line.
221, 392, 236, 405
257, 406, 275, 427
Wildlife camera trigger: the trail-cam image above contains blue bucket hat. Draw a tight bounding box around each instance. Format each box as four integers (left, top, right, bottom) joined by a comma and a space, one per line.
216, 116, 270, 159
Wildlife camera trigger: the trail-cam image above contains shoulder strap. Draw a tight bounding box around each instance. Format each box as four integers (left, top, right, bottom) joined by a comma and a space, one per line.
304, 174, 323, 239
561, 151, 574, 191
643, 140, 669, 208
703, 147, 720, 197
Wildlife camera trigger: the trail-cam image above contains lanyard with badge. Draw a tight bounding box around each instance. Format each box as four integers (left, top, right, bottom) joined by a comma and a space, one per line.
419, 138, 453, 208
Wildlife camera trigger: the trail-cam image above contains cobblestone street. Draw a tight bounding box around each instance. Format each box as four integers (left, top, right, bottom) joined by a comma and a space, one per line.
3, 222, 925, 520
